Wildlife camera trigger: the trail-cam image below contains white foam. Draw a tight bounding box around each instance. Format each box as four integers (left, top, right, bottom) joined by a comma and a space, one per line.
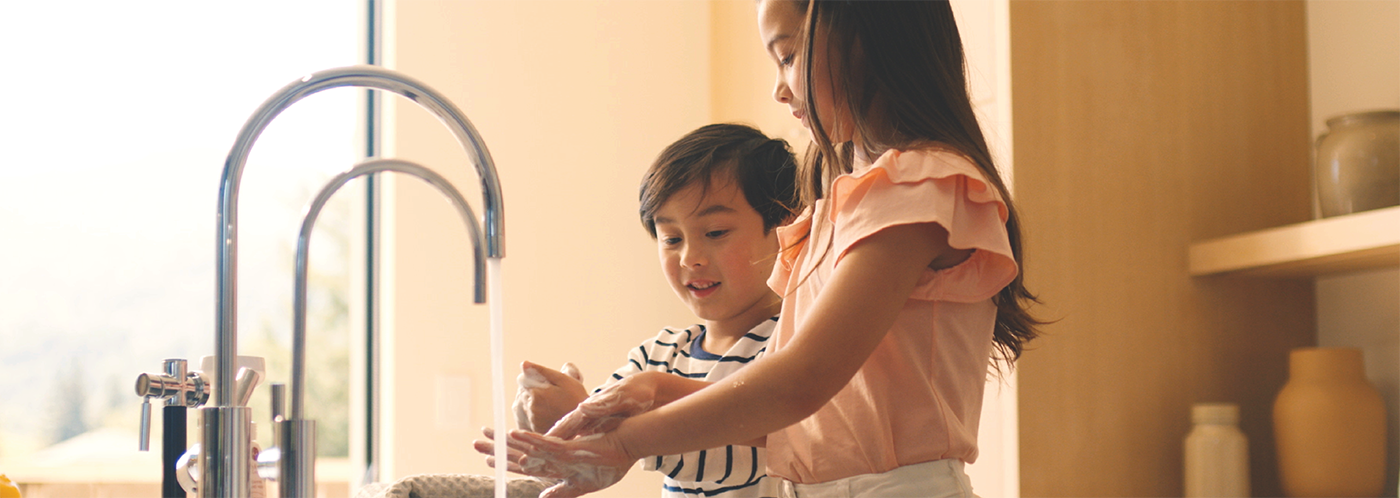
518, 367, 551, 389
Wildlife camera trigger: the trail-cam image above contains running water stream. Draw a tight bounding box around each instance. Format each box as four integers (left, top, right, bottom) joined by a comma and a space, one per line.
489, 257, 507, 498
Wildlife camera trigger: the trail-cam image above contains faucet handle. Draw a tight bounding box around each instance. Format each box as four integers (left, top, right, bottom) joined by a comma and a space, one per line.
139, 397, 152, 451
135, 369, 171, 452
134, 358, 207, 452
234, 367, 262, 407
135, 360, 209, 408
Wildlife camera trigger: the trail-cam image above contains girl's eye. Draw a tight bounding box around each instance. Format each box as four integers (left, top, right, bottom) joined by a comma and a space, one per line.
779, 54, 794, 67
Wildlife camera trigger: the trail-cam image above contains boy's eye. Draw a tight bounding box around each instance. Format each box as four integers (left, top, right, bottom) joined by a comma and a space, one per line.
661, 237, 682, 246
705, 230, 728, 239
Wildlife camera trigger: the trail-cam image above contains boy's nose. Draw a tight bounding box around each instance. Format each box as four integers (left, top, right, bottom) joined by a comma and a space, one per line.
680, 247, 706, 268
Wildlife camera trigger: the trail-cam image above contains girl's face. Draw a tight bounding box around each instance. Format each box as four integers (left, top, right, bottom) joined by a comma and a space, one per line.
653, 178, 780, 335
758, 0, 850, 143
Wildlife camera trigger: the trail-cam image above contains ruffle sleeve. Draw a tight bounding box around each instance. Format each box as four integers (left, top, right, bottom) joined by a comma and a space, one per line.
828, 148, 1018, 302
767, 207, 812, 295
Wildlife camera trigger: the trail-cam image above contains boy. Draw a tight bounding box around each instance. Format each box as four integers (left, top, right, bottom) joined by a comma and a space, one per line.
513, 123, 798, 498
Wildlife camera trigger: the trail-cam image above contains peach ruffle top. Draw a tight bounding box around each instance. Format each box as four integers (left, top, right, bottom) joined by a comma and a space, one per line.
764, 148, 1018, 484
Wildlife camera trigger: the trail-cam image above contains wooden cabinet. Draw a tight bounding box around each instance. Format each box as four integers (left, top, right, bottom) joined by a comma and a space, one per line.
1010, 2, 1314, 496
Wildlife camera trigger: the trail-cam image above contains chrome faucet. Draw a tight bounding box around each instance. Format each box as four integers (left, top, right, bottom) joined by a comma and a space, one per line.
196, 65, 504, 498
257, 158, 486, 497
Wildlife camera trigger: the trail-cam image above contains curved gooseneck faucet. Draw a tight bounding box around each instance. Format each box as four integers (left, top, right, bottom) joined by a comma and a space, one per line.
264, 158, 486, 498
292, 159, 484, 423
202, 65, 504, 498
216, 64, 504, 407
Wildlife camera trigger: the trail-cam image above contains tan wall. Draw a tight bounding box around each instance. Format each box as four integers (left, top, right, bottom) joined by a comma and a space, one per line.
1011, 2, 1316, 496
1308, 1, 1400, 494
385, 1, 712, 495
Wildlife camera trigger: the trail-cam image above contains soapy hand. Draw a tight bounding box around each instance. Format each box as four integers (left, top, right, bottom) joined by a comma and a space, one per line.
546, 371, 661, 440
513, 361, 588, 433
474, 427, 636, 498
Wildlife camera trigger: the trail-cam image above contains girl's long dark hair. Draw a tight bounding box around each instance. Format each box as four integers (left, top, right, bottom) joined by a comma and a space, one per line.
795, 0, 1044, 368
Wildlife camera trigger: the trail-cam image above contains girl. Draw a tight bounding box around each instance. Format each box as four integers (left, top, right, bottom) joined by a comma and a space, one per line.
479, 2, 1041, 496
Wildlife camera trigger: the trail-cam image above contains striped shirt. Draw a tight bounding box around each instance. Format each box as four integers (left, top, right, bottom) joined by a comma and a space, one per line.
596, 316, 778, 498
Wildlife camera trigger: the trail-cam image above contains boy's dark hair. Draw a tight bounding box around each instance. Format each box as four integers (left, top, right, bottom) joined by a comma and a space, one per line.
640, 123, 799, 238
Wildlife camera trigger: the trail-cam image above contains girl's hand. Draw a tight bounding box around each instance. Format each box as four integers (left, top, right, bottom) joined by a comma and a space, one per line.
514, 361, 588, 433
474, 427, 637, 498
546, 371, 663, 439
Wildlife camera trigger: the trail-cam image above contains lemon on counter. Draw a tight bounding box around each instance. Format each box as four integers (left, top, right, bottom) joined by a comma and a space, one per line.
0, 474, 19, 498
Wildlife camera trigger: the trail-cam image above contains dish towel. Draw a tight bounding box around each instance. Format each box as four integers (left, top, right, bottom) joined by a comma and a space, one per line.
353, 474, 548, 498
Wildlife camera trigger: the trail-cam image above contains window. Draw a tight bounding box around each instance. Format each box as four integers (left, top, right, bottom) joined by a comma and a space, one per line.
0, 0, 364, 490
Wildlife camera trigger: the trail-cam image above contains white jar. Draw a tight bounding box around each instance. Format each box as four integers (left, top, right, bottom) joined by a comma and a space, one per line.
1184, 403, 1250, 498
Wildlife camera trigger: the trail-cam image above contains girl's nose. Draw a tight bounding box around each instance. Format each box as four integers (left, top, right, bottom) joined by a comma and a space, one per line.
772, 73, 791, 105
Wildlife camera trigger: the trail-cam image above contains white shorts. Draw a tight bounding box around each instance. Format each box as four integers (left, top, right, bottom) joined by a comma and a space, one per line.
776, 459, 977, 498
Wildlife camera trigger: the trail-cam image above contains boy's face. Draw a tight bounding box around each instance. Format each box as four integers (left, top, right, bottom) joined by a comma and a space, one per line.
653, 177, 780, 333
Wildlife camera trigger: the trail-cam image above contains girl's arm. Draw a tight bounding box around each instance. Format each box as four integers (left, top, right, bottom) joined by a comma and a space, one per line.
648, 373, 767, 446
649, 371, 713, 407
498, 221, 956, 484
610, 221, 954, 458
550, 371, 768, 447
546, 371, 709, 435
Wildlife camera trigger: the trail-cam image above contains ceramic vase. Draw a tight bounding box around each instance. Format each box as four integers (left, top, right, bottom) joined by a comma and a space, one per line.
1314, 110, 1400, 218
1273, 347, 1387, 497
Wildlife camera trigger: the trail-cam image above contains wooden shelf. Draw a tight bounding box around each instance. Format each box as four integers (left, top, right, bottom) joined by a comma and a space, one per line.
1189, 206, 1400, 277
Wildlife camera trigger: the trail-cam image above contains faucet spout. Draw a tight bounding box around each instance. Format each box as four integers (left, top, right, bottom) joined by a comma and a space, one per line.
291, 158, 484, 420
276, 158, 485, 498
216, 64, 503, 408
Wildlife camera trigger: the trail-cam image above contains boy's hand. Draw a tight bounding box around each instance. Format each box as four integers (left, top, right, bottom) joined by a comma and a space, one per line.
475, 427, 636, 498
546, 371, 663, 439
513, 361, 588, 433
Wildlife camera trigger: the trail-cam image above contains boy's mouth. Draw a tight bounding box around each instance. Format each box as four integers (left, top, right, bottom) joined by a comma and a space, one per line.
687, 280, 720, 296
